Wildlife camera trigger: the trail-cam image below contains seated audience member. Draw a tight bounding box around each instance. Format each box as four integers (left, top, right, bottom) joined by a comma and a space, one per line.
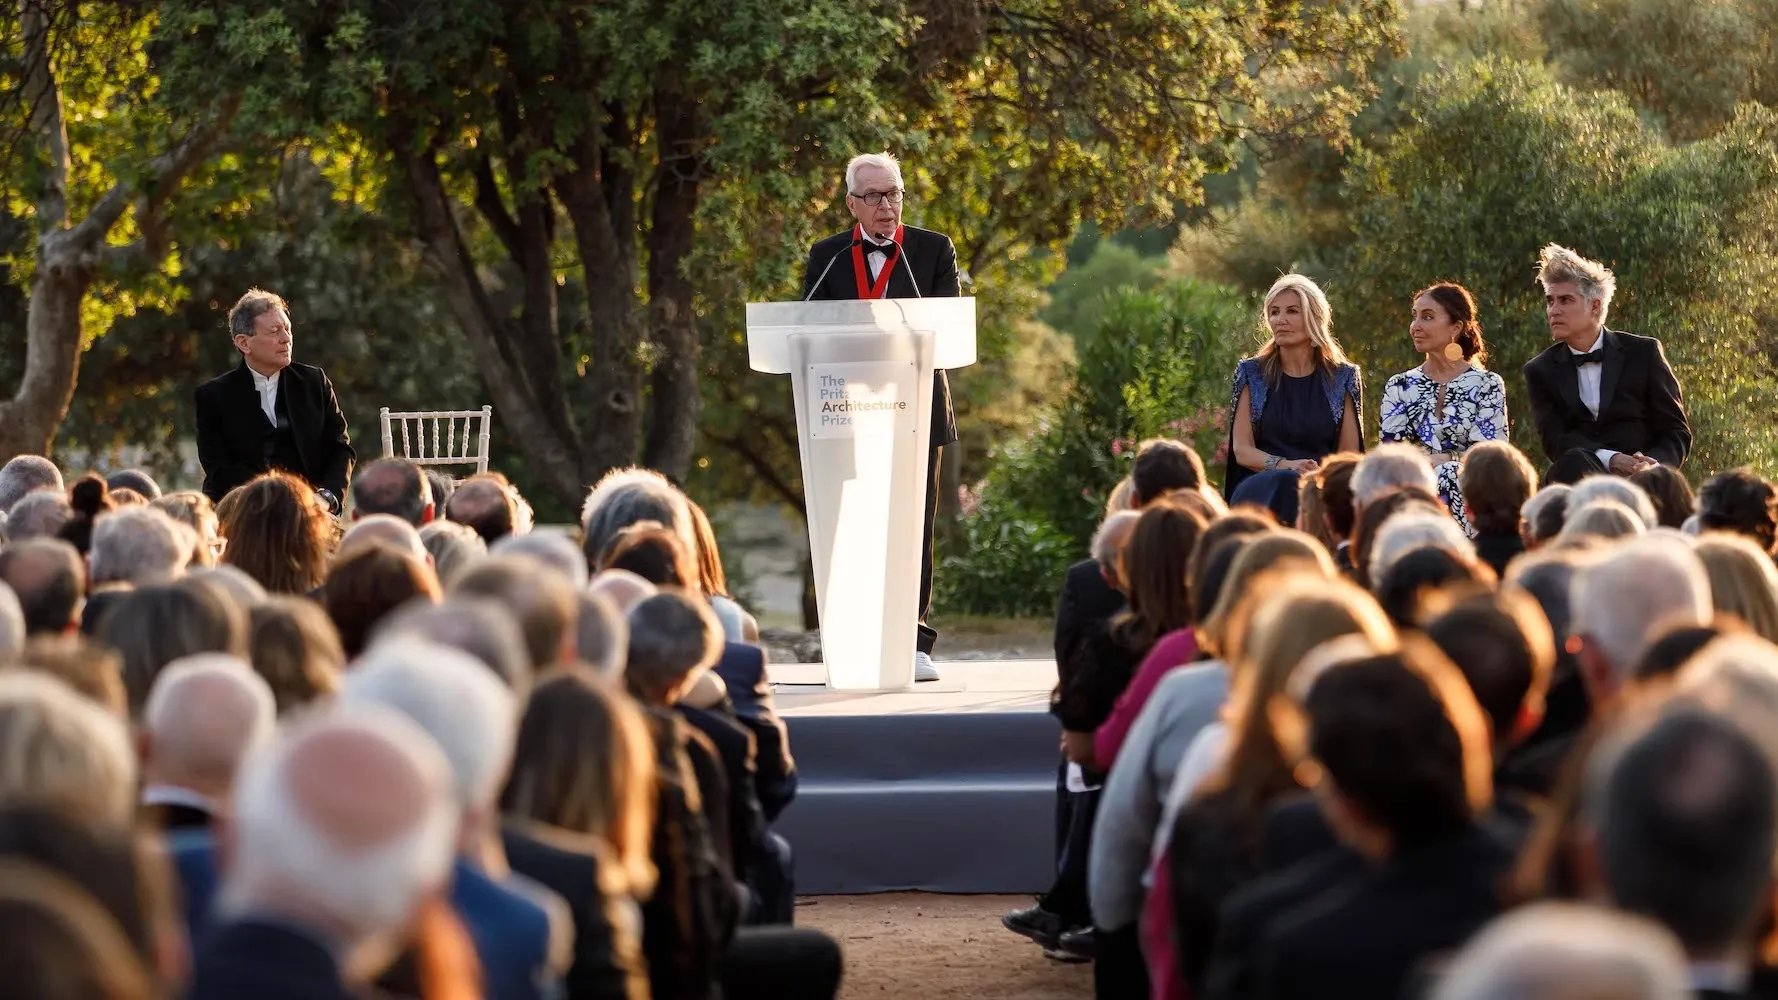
600, 522, 699, 587
0, 671, 135, 826
502, 670, 657, 999
247, 597, 344, 714
108, 487, 150, 507
1376, 546, 1495, 628
58, 474, 116, 554
1499, 550, 1594, 789
321, 544, 441, 658
98, 582, 248, 715
336, 513, 429, 565
1349, 486, 1444, 590
1431, 902, 1688, 1000
1571, 537, 1713, 710
151, 491, 224, 569
1580, 709, 1776, 998
1697, 468, 1778, 555
686, 498, 759, 643
1560, 499, 1647, 542
1295, 470, 1334, 551
351, 458, 434, 525
452, 557, 576, 678
419, 518, 486, 586
0, 860, 157, 1000
15, 635, 128, 716
1055, 509, 1140, 672
1368, 509, 1476, 589
185, 565, 268, 613
1631, 464, 1697, 531
1132, 438, 1210, 505
581, 468, 699, 571
448, 473, 522, 545
577, 592, 628, 679
1636, 623, 1734, 682
494, 530, 591, 589
220, 473, 336, 595
1693, 533, 1778, 643
138, 655, 277, 831
1569, 474, 1659, 531
343, 639, 570, 1000
0, 454, 63, 514
1461, 441, 1537, 576
106, 469, 161, 500
1521, 484, 1573, 550
1351, 444, 1438, 515
372, 598, 531, 696
188, 707, 460, 1000
1674, 635, 1778, 772
0, 584, 22, 667
0, 537, 84, 635
2, 487, 73, 541
590, 569, 659, 614
426, 469, 457, 509
1215, 639, 1504, 1000
90, 507, 195, 588
1311, 454, 1362, 575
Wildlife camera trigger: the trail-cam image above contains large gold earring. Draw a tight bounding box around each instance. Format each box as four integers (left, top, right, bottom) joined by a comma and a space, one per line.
1442, 341, 1465, 362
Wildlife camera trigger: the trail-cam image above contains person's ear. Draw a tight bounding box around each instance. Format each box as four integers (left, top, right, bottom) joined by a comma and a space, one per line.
232, 333, 250, 356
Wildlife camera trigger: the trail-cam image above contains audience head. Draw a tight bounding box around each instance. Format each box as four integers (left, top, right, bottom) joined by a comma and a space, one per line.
151, 492, 223, 568
89, 507, 194, 588
425, 470, 456, 511
140, 654, 277, 801
1636, 624, 1731, 682
1521, 484, 1573, 549
99, 582, 248, 715
0, 671, 135, 826
1111, 502, 1209, 653
247, 596, 344, 714
220, 706, 459, 953
0, 538, 84, 636
1560, 499, 1646, 543
580, 467, 696, 576
1459, 441, 1537, 538
576, 592, 628, 680
1631, 465, 1696, 530
1412, 282, 1487, 363
501, 670, 658, 896
1571, 536, 1712, 705
1537, 243, 1617, 335
371, 597, 531, 696
58, 474, 115, 555
1313, 453, 1362, 541
418, 518, 486, 587
1090, 510, 1142, 588
1425, 590, 1556, 752
445, 473, 519, 545
351, 458, 433, 526
0, 455, 63, 514
1431, 902, 1688, 1000
1368, 509, 1475, 587
2, 488, 73, 541
1105, 476, 1136, 515
450, 556, 575, 677
338, 514, 429, 565
322, 543, 441, 659
1295, 472, 1333, 550
1672, 635, 1778, 771
0, 860, 157, 1000
1256, 273, 1346, 372
493, 530, 591, 590
1352, 444, 1438, 509
625, 590, 724, 706
1693, 533, 1778, 643
684, 499, 732, 598
220, 472, 336, 594
105, 470, 160, 501
588, 569, 660, 615
1131, 439, 1205, 505
185, 565, 268, 613
1200, 530, 1333, 659
15, 635, 127, 715
1570, 475, 1658, 531
598, 521, 699, 590
1697, 468, 1778, 554
107, 488, 147, 508
1350, 486, 1442, 590
1376, 546, 1495, 628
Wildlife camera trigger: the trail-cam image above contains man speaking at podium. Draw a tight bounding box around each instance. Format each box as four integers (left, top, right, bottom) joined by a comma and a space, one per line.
802, 152, 960, 682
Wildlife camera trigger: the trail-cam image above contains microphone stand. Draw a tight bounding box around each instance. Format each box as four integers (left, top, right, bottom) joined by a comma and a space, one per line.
804, 238, 862, 301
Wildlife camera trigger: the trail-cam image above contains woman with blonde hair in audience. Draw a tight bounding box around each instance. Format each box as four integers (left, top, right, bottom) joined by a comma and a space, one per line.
219, 472, 336, 595
247, 597, 345, 714
1694, 534, 1778, 643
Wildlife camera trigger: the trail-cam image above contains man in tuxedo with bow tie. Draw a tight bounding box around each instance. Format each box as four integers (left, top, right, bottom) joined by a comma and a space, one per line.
1522, 244, 1691, 485
802, 152, 960, 681
195, 289, 354, 513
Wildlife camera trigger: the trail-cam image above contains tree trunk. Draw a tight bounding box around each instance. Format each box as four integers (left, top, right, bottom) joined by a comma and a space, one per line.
640, 91, 704, 482
0, 237, 90, 457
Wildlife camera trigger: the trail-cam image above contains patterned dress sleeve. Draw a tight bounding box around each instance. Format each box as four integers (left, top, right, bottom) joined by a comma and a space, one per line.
1343, 364, 1365, 448
1378, 372, 1415, 444
1468, 371, 1509, 445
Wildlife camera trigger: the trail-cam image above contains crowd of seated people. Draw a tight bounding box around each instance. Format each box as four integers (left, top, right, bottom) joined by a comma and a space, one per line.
0, 453, 837, 1000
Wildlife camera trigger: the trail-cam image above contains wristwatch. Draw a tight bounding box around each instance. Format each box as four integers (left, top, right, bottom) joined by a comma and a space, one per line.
1263, 454, 1281, 471
316, 488, 341, 515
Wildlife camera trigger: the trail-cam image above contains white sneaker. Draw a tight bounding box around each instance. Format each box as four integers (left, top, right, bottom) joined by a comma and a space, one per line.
914, 651, 940, 682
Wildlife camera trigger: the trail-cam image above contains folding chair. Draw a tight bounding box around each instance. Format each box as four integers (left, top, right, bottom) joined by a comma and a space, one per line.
379, 405, 493, 475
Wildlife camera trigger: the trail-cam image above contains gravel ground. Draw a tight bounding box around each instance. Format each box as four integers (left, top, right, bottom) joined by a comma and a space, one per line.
798, 894, 1092, 1000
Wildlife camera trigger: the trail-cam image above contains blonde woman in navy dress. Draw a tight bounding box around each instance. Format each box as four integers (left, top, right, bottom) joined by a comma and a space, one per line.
1378, 282, 1508, 531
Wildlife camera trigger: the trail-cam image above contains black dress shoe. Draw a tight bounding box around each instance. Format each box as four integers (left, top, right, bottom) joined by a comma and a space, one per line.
1001, 902, 1065, 949
1044, 926, 1095, 963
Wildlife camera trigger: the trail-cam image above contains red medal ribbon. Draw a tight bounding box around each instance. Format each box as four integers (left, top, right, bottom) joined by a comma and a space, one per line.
852, 224, 905, 300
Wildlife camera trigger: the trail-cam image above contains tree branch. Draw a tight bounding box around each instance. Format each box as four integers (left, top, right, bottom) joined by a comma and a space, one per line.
472, 150, 525, 264
706, 429, 806, 518
19, 0, 72, 229
90, 92, 242, 262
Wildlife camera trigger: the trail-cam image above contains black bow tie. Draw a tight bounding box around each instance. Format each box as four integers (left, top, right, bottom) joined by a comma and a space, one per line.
866, 241, 895, 256
1572, 349, 1604, 366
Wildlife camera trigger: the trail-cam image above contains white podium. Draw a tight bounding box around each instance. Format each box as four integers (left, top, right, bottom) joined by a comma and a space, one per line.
746, 298, 977, 690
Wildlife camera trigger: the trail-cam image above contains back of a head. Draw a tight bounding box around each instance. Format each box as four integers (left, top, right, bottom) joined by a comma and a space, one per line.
352, 458, 431, 525
342, 637, 518, 811
1694, 533, 1778, 643
451, 556, 575, 674
90, 507, 192, 588
17, 635, 128, 716
1458, 441, 1537, 537
0, 861, 154, 1000
98, 583, 246, 716
446, 476, 517, 545
0, 583, 23, 668
0, 455, 63, 514
371, 597, 531, 695
247, 596, 344, 714
2, 488, 74, 541
1314, 453, 1362, 539
105, 470, 160, 501
588, 569, 659, 616
580, 467, 694, 573
219, 473, 334, 595
1522, 484, 1573, 547
1698, 468, 1778, 554
1116, 503, 1210, 649
1201, 529, 1332, 655
58, 475, 113, 556
1637, 624, 1728, 682
493, 530, 591, 589
1352, 444, 1437, 507
339, 514, 428, 564
1425, 590, 1555, 747
1570, 475, 1658, 531
1131, 439, 1205, 505
1507, 550, 1580, 640
1377, 546, 1493, 629
1560, 499, 1646, 543
1598, 709, 1776, 954
576, 591, 627, 679
225, 707, 459, 942
1369, 509, 1475, 587
419, 518, 487, 587
0, 671, 135, 826
626, 590, 724, 704
0, 805, 170, 971
186, 565, 269, 612
1351, 488, 1441, 589
141, 654, 277, 794
1090, 510, 1143, 576
1572, 537, 1712, 679
1430, 902, 1688, 1000
1631, 465, 1696, 530
599, 522, 698, 589
322, 543, 441, 659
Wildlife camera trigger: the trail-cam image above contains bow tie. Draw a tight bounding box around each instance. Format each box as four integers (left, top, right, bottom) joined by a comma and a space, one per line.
1572, 349, 1604, 366
866, 242, 895, 256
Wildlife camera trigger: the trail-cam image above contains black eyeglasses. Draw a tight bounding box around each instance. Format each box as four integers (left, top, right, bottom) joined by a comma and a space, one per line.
849, 189, 905, 206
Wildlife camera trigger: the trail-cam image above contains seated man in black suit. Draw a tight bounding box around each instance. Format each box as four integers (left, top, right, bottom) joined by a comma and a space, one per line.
1523, 244, 1691, 485
195, 289, 354, 514
138, 655, 277, 832
189, 706, 459, 1000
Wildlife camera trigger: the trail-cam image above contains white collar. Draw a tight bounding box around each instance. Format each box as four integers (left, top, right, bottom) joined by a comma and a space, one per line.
1568, 330, 1605, 355
857, 226, 895, 248
247, 365, 281, 388
141, 783, 216, 812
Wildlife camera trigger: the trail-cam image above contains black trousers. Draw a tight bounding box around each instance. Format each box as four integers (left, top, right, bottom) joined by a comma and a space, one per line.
917, 444, 941, 655
1093, 923, 1151, 1000
1043, 757, 1099, 928
722, 926, 842, 1000
1546, 446, 1610, 485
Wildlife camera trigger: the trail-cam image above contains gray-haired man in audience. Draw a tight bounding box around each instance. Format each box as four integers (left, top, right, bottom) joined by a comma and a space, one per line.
1570, 536, 1711, 707
0, 455, 62, 514
351, 457, 435, 526
89, 507, 196, 588
1, 488, 72, 541
0, 537, 84, 636
139, 654, 278, 832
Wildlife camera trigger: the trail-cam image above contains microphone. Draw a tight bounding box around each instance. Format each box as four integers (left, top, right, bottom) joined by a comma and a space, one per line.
804, 237, 862, 301
885, 233, 922, 298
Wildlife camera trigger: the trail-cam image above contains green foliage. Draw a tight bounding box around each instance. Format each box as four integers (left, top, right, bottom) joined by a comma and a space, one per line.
933, 486, 1078, 619
1040, 243, 1167, 341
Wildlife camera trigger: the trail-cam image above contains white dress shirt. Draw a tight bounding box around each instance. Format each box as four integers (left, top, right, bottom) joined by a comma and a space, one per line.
1570, 332, 1617, 469
141, 783, 216, 812
249, 366, 281, 425
863, 234, 895, 282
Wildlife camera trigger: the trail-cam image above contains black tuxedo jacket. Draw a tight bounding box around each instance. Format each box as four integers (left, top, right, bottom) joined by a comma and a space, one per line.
189, 919, 357, 1000
195, 361, 354, 502
1522, 329, 1691, 468
801, 224, 961, 449
502, 823, 649, 1000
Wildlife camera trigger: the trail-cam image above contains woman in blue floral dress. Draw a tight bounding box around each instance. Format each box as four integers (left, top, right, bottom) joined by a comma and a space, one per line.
1378, 283, 1507, 532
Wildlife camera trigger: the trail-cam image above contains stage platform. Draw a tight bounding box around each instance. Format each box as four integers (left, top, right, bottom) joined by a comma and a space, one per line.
771, 659, 1060, 895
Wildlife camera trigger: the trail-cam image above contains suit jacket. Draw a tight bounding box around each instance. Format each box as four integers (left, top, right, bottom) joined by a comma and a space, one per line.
712, 642, 798, 823
1054, 558, 1125, 669
189, 918, 356, 1000
679, 705, 767, 890
195, 361, 355, 502
502, 824, 648, 1000
1522, 329, 1691, 468
801, 224, 961, 449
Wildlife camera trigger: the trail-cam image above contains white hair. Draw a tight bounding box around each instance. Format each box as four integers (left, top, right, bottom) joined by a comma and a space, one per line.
1537, 244, 1618, 327
1091, 510, 1143, 572
1559, 499, 1647, 542
1569, 475, 1657, 530
1369, 511, 1476, 586
0, 671, 136, 826
142, 653, 277, 792
587, 569, 658, 615
1432, 902, 1687, 1000
1572, 536, 1713, 678
579, 467, 695, 566
0, 582, 22, 668
1352, 444, 1438, 506
1677, 635, 1778, 776
340, 514, 428, 564
1, 488, 71, 540
89, 507, 194, 586
845, 152, 903, 194
220, 706, 459, 942
493, 530, 590, 589
1520, 484, 1572, 542
0, 455, 62, 514
342, 637, 518, 810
